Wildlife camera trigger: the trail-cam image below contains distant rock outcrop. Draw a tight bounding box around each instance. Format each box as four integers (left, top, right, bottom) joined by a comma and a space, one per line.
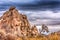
31, 25, 38, 37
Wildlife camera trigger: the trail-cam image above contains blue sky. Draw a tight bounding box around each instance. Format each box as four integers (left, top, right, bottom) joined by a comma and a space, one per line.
0, 0, 60, 11
0, 0, 39, 4
0, 0, 60, 25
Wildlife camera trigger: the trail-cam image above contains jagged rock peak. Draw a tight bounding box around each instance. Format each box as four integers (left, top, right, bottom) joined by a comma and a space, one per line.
0, 6, 30, 28
9, 6, 16, 11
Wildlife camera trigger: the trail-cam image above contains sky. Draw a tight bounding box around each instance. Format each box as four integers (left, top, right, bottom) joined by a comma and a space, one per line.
0, 0, 60, 26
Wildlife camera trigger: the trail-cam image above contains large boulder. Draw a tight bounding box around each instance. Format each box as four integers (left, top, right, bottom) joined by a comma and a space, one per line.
0, 6, 30, 37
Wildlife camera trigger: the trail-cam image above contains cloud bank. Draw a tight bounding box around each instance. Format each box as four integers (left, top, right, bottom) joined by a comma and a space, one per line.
0, 0, 60, 26
19, 10, 60, 25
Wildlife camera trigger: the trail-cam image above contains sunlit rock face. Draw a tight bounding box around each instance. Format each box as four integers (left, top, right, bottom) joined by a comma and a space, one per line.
31, 25, 38, 37
0, 6, 39, 40
2, 6, 30, 28
0, 6, 30, 37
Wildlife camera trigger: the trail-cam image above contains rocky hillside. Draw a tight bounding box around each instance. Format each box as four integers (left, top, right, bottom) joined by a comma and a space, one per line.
1, 6, 30, 28
0, 6, 31, 37
0, 6, 59, 40
0, 6, 39, 40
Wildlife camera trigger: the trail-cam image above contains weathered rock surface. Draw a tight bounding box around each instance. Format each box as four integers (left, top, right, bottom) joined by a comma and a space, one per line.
1, 6, 30, 28
0, 6, 30, 36
0, 6, 38, 40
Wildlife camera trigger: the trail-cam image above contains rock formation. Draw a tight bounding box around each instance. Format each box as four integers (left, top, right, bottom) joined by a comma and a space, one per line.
0, 6, 39, 40
0, 6, 30, 37
1, 6, 30, 28
31, 25, 38, 37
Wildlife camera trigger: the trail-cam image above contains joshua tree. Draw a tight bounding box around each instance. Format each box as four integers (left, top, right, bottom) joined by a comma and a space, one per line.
41, 24, 49, 33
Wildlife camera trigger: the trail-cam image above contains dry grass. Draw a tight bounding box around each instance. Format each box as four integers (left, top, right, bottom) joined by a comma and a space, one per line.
17, 33, 60, 40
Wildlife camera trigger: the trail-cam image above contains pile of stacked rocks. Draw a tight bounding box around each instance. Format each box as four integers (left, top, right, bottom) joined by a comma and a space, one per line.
0, 6, 39, 40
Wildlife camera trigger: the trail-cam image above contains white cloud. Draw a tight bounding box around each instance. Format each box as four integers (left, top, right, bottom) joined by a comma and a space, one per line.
20, 10, 60, 19
20, 10, 60, 25
0, 10, 60, 25
0, 0, 37, 4
11, 0, 35, 3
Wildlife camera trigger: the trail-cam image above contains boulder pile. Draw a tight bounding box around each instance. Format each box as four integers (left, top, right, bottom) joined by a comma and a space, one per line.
0, 6, 38, 40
